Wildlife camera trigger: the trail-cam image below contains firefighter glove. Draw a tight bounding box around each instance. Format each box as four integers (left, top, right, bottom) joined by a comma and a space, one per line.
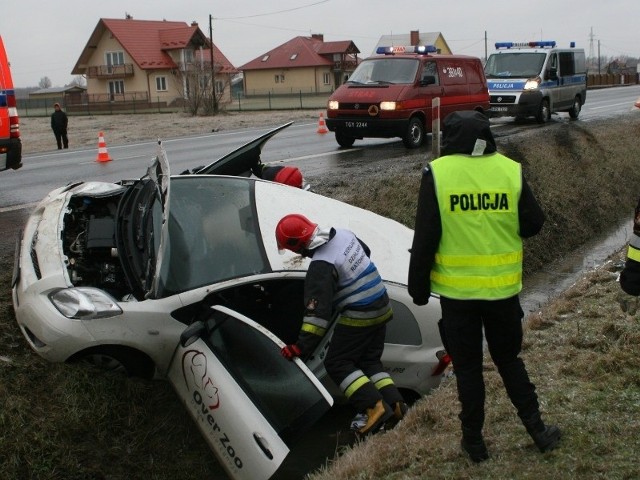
281, 344, 302, 360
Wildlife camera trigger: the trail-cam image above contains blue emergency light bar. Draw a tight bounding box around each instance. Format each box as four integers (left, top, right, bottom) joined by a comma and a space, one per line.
376, 45, 438, 55
495, 41, 557, 49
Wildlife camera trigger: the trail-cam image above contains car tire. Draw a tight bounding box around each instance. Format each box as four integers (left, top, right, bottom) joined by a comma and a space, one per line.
335, 129, 355, 148
535, 99, 550, 123
568, 95, 581, 120
402, 117, 425, 148
73, 346, 155, 379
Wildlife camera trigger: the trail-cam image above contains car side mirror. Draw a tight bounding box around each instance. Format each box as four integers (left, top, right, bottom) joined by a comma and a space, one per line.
180, 320, 206, 347
420, 75, 437, 86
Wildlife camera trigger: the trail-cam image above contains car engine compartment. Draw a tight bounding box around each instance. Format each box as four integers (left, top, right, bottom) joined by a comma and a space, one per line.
62, 194, 131, 299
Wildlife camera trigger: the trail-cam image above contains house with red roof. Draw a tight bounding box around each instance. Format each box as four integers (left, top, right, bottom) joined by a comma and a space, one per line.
71, 17, 238, 111
238, 34, 360, 96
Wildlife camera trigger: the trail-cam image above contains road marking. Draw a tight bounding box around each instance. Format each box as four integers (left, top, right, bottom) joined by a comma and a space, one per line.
0, 202, 39, 213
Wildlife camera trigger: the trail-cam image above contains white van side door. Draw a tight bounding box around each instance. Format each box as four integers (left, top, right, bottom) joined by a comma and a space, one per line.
168, 305, 333, 480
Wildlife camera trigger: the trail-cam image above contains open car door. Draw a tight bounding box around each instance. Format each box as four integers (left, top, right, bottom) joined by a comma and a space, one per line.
168, 305, 333, 480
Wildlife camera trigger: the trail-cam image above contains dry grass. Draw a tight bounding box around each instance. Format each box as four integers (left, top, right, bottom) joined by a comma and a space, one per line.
2, 113, 640, 479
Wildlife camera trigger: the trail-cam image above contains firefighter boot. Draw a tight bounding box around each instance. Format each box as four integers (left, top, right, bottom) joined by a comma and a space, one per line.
384, 401, 409, 430
522, 414, 561, 453
357, 400, 394, 436
461, 427, 489, 463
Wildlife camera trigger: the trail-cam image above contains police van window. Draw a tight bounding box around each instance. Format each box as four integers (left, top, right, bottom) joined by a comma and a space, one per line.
559, 52, 576, 76
421, 61, 439, 85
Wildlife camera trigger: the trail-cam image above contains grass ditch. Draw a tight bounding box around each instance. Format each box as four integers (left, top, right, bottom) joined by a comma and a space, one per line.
2, 114, 640, 479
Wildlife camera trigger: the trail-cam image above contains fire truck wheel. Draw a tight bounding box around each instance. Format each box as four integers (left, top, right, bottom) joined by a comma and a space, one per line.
402, 117, 425, 148
335, 130, 355, 148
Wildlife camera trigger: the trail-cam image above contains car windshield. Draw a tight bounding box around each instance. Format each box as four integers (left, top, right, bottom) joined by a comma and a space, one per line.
347, 58, 419, 84
484, 52, 547, 78
155, 176, 268, 298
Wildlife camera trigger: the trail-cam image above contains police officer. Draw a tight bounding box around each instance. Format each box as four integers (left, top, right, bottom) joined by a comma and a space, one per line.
620, 196, 640, 295
408, 110, 560, 462
276, 213, 407, 435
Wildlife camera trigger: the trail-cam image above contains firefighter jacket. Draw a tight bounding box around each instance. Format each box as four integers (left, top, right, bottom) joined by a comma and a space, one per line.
296, 228, 392, 356
620, 196, 640, 295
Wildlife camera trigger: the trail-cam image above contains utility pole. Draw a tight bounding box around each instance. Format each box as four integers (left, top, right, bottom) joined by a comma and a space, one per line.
209, 14, 218, 114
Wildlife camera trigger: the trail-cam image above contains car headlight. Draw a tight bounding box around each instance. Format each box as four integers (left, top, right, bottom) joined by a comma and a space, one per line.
49, 287, 123, 320
328, 100, 339, 110
380, 101, 397, 110
524, 77, 541, 90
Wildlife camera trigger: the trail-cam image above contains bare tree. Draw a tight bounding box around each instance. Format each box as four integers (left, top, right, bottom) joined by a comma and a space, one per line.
38, 76, 52, 89
69, 75, 86, 87
172, 63, 231, 116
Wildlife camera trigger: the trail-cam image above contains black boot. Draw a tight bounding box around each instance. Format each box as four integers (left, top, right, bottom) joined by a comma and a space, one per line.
461, 428, 489, 463
522, 414, 561, 453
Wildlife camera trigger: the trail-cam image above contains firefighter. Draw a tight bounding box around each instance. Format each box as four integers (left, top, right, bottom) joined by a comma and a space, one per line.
276, 213, 407, 435
408, 110, 560, 462
252, 161, 305, 189
620, 196, 640, 295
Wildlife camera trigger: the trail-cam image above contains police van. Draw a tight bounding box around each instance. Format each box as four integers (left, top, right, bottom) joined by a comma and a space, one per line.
326, 45, 489, 148
0, 35, 22, 171
484, 40, 587, 123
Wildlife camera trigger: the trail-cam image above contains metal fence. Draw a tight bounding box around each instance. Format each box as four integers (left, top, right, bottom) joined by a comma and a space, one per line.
17, 91, 332, 117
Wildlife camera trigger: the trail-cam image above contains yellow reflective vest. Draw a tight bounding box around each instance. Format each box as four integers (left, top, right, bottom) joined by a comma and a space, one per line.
430, 152, 523, 300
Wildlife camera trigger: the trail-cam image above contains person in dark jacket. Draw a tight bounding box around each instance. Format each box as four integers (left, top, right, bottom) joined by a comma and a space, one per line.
408, 110, 560, 462
620, 196, 640, 295
50, 103, 68, 149
276, 213, 407, 436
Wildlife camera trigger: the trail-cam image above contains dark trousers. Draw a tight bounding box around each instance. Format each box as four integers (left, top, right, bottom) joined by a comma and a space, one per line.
53, 129, 68, 149
324, 322, 403, 412
440, 295, 540, 433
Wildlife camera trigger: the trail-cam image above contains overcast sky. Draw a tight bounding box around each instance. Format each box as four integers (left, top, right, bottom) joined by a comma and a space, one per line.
4, 0, 639, 87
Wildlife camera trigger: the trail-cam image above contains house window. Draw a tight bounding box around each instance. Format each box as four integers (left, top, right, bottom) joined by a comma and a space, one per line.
108, 80, 125, 101
262, 55, 269, 62
156, 76, 167, 92
105, 51, 124, 74
215, 79, 224, 94
290, 53, 298, 60
274, 74, 285, 84
323, 73, 330, 85
184, 49, 194, 63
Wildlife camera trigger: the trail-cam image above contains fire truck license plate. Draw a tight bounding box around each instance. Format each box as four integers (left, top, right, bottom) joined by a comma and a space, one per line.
345, 121, 367, 128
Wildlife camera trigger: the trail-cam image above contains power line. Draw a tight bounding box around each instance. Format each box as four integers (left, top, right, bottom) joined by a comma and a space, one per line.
213, 1, 330, 20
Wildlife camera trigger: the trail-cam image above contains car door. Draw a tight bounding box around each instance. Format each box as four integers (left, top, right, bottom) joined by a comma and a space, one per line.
168, 305, 333, 480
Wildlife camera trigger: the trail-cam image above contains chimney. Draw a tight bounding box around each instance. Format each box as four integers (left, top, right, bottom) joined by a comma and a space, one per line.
410, 30, 420, 46
311, 33, 324, 42
191, 21, 198, 27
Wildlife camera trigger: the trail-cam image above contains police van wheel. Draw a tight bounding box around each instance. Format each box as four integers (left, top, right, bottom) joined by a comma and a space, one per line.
568, 96, 581, 120
403, 117, 425, 148
535, 99, 550, 124
335, 130, 355, 148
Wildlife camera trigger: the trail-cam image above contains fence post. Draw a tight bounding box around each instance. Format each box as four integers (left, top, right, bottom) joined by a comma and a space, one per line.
237, 92, 242, 111
299, 90, 303, 109
431, 97, 441, 159
268, 92, 272, 110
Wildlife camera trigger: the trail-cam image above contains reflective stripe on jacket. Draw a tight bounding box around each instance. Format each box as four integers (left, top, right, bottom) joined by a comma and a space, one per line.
311, 228, 389, 327
430, 152, 523, 300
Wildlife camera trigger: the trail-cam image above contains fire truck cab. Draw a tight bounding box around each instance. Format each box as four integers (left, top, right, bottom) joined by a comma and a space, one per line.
326, 45, 489, 149
0, 35, 22, 171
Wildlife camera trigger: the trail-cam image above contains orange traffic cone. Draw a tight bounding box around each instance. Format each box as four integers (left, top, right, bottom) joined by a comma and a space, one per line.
317, 112, 329, 134
96, 132, 113, 162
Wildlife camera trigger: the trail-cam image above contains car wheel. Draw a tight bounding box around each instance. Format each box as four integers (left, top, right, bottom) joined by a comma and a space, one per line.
568, 95, 581, 119
335, 130, 355, 148
73, 346, 155, 379
535, 99, 550, 123
402, 117, 425, 148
